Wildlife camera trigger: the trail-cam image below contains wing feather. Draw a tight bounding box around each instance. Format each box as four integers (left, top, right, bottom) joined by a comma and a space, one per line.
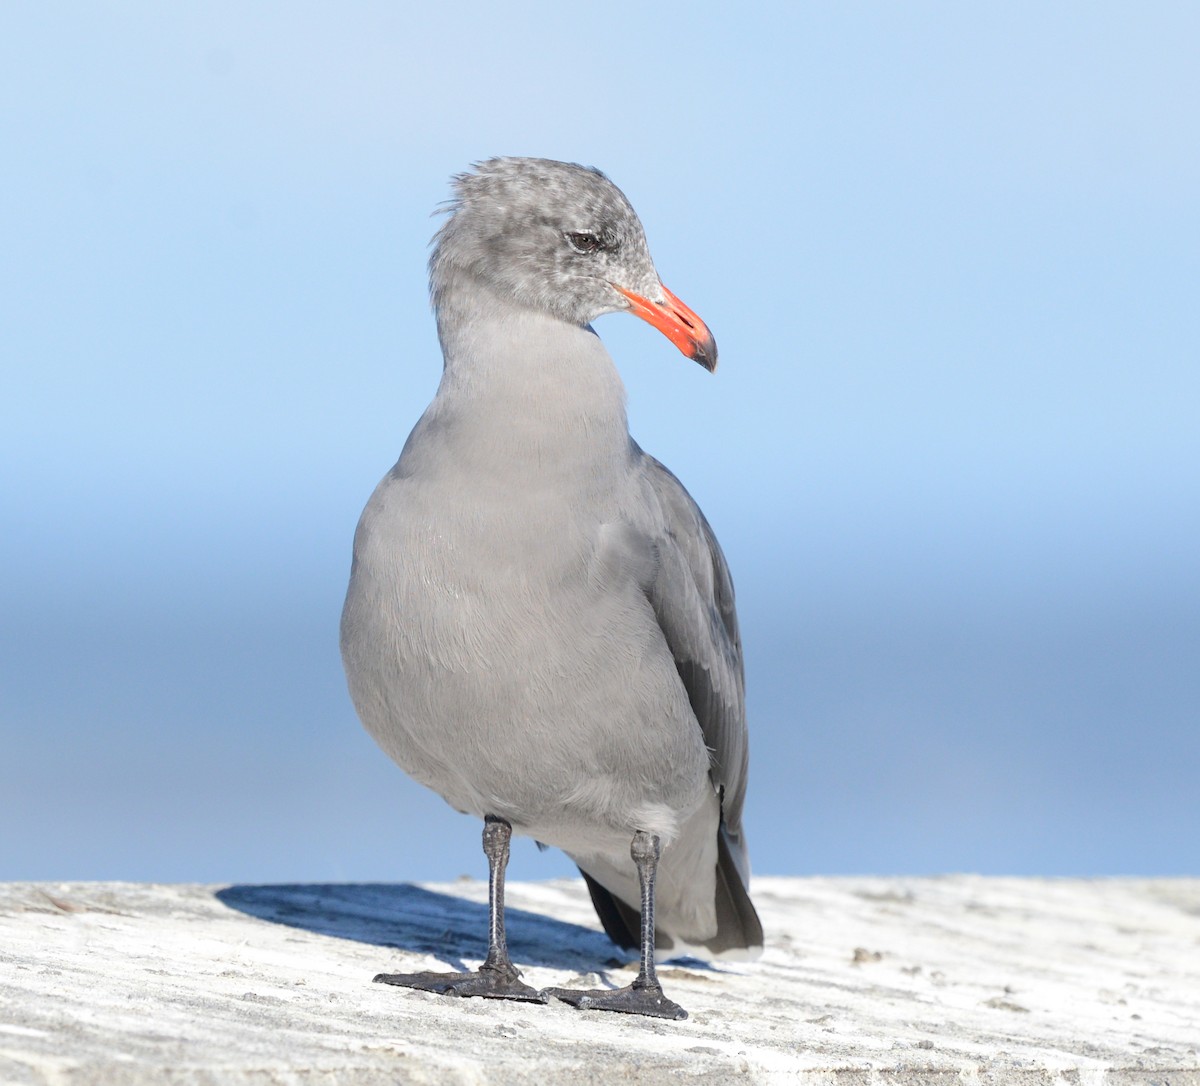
637, 452, 750, 869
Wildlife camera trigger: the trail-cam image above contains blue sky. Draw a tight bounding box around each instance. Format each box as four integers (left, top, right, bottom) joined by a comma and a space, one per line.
2, 3, 1197, 884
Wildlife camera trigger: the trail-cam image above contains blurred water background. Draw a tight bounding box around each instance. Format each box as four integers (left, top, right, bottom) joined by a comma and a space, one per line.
2, 3, 1197, 883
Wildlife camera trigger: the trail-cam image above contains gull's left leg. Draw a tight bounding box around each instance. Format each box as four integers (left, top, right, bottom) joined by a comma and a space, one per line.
544, 830, 687, 1020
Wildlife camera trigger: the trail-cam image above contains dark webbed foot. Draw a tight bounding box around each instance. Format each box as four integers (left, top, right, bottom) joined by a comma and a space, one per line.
375, 963, 545, 1002
544, 980, 686, 1020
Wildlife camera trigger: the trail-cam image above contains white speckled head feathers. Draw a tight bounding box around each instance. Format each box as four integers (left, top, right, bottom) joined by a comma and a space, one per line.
429, 157, 716, 369
430, 157, 661, 326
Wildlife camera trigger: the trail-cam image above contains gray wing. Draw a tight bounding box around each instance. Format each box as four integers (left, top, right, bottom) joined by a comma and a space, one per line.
577, 448, 762, 956
637, 451, 751, 877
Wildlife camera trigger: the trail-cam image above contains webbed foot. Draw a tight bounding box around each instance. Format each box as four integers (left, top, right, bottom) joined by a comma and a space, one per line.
375, 963, 546, 1003
544, 980, 687, 1020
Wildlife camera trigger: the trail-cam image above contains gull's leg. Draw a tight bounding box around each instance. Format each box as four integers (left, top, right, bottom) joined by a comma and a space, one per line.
544, 831, 687, 1020
374, 815, 546, 1002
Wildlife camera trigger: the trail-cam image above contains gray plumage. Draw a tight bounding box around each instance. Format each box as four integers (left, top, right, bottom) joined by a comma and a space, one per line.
340, 157, 761, 959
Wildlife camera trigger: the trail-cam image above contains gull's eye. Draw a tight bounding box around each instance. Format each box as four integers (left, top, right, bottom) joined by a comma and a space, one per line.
565, 231, 603, 255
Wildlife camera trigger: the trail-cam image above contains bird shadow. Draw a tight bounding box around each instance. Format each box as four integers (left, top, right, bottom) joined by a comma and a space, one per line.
214, 882, 625, 973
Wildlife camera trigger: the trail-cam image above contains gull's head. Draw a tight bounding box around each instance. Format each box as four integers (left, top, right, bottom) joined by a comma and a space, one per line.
430, 157, 716, 371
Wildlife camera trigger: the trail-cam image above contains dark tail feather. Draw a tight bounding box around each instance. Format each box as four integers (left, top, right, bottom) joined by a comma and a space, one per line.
709, 824, 764, 956
579, 868, 639, 950
577, 824, 763, 957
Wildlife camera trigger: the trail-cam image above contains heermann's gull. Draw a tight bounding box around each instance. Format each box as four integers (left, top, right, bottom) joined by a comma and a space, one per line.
340, 157, 762, 1020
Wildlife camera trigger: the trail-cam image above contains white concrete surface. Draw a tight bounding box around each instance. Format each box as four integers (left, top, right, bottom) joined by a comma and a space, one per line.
0, 877, 1197, 1084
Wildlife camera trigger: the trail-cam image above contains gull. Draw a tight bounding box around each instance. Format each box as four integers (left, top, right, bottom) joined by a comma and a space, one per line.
340, 157, 762, 1020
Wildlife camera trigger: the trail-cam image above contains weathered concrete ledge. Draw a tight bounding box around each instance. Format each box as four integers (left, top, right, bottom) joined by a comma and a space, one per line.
1, 877, 1197, 1084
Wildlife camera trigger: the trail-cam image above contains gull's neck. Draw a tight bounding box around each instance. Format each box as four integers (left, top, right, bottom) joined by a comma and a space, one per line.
425, 271, 633, 479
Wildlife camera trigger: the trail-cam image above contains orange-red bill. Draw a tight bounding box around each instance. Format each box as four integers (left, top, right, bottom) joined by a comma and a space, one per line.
612, 282, 718, 372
